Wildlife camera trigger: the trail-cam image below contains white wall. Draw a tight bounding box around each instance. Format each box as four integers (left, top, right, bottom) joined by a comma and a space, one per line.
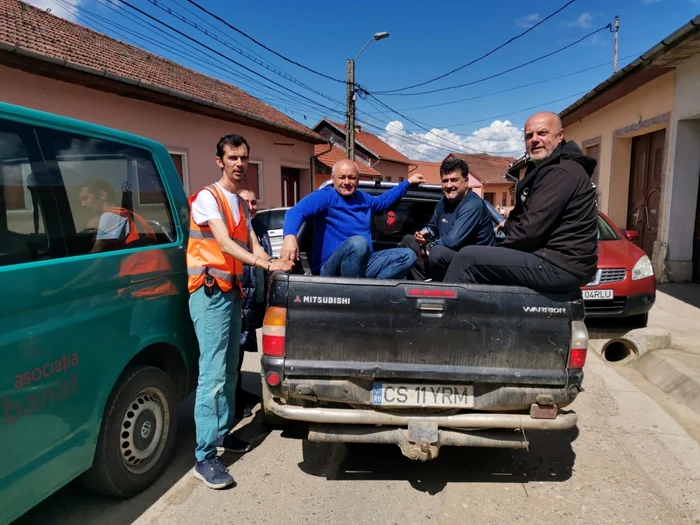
665, 54, 700, 281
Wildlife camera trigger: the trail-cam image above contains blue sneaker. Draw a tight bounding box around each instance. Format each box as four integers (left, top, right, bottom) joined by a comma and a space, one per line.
193, 456, 234, 489
215, 433, 252, 454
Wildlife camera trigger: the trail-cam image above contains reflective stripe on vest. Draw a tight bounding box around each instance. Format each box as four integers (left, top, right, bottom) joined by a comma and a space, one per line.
186, 184, 247, 297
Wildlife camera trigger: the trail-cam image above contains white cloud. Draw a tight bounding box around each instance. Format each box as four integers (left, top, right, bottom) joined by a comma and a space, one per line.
516, 13, 542, 29
24, 0, 85, 22
568, 12, 593, 29
380, 120, 525, 161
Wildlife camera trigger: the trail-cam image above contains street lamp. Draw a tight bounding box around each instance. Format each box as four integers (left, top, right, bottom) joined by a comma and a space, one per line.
346, 32, 389, 160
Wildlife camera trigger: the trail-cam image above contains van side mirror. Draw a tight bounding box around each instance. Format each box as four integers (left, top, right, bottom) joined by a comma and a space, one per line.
624, 230, 640, 242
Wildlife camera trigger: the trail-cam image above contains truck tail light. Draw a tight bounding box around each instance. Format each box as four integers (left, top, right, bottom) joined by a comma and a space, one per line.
568, 320, 588, 369
262, 306, 286, 357
406, 288, 457, 299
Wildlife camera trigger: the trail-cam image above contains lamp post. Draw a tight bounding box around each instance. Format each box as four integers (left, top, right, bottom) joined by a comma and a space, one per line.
346, 32, 389, 160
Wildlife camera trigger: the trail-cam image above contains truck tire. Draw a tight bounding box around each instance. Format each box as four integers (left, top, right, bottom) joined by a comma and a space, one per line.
261, 378, 289, 427
80, 366, 178, 497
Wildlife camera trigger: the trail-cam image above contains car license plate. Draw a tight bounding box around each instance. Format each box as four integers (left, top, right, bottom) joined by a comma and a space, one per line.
372, 383, 474, 407
583, 289, 614, 300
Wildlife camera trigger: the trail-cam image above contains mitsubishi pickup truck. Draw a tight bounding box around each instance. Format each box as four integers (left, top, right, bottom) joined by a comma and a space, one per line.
259, 181, 587, 461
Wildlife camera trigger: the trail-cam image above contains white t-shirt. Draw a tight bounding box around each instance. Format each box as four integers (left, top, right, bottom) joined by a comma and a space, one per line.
191, 183, 252, 231
96, 211, 130, 241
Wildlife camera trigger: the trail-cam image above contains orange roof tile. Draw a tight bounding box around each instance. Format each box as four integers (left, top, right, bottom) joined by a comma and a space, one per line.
0, 0, 323, 143
325, 120, 412, 165
314, 144, 380, 177
410, 159, 483, 187
446, 153, 516, 185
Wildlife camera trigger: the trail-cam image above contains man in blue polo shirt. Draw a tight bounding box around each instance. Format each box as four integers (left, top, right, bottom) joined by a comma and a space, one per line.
281, 159, 426, 279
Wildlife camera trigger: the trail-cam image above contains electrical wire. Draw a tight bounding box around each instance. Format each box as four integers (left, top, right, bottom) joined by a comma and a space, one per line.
377, 0, 578, 94
372, 24, 612, 96
184, 0, 345, 84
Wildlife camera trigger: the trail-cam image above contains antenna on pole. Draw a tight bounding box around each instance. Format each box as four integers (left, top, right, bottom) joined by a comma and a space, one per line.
613, 15, 620, 73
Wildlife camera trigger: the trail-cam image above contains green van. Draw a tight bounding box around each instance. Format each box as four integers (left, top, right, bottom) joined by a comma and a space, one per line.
0, 102, 198, 524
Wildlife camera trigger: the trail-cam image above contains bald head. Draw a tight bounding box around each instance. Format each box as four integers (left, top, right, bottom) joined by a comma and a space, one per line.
524, 111, 564, 165
331, 158, 360, 197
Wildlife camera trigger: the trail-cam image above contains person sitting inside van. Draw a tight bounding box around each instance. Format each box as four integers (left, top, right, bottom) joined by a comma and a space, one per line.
280, 159, 426, 279
400, 158, 496, 282
79, 178, 133, 253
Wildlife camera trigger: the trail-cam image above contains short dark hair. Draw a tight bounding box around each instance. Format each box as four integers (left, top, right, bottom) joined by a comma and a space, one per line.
216, 134, 250, 158
81, 178, 115, 202
440, 158, 469, 180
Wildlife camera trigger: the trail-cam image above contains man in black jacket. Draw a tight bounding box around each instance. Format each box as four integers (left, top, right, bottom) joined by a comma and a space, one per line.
236, 189, 272, 418
400, 157, 495, 281
443, 111, 598, 293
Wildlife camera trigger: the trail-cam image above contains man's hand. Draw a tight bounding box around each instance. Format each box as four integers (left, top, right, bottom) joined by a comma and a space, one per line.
269, 258, 295, 272
407, 173, 426, 185
280, 234, 299, 262
414, 231, 427, 245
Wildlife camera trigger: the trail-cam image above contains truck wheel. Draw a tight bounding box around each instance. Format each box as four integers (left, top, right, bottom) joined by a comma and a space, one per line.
261, 378, 289, 427
80, 366, 178, 497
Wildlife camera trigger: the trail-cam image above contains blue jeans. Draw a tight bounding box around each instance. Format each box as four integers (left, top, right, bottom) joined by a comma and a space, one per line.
320, 235, 416, 279
189, 286, 242, 462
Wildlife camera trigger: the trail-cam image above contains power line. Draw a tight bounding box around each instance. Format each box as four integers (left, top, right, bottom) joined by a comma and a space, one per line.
366, 52, 641, 114
184, 0, 345, 84
71, 0, 344, 121
378, 0, 578, 94
112, 0, 343, 116
373, 24, 612, 97
143, 0, 345, 107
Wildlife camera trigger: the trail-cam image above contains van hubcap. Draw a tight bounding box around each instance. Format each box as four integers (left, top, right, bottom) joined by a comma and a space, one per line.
120, 387, 169, 474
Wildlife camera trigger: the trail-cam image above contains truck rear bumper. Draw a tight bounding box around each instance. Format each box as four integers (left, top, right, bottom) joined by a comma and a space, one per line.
265, 397, 578, 431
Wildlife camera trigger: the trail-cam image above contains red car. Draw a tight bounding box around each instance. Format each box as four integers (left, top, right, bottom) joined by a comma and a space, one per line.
581, 212, 656, 327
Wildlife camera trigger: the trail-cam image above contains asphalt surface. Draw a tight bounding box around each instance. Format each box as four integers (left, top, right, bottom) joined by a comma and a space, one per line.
15, 352, 700, 525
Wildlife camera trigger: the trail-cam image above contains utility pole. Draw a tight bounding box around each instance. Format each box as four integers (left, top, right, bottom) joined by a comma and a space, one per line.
613, 15, 620, 74
346, 59, 356, 161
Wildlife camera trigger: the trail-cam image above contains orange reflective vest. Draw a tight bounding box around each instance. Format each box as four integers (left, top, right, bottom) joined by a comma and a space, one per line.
109, 207, 178, 298
186, 184, 247, 298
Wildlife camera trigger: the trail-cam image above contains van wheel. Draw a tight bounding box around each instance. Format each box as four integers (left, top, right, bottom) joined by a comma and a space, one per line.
81, 366, 178, 497
261, 378, 288, 427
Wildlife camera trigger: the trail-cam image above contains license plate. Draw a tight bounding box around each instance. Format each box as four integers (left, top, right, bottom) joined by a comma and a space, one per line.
583, 289, 614, 300
372, 383, 474, 407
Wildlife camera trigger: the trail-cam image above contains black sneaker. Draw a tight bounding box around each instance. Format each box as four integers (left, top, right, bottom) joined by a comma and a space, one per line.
193, 456, 234, 489
215, 434, 252, 454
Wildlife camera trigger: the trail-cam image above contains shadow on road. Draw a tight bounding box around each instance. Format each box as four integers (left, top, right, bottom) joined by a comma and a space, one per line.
292, 426, 579, 495
14, 374, 271, 525
658, 283, 700, 309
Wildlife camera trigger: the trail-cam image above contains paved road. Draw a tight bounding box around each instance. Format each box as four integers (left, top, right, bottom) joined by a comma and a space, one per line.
16, 352, 700, 525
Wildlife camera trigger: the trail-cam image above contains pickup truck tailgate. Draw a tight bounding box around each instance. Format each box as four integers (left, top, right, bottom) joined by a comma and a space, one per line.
276, 275, 583, 386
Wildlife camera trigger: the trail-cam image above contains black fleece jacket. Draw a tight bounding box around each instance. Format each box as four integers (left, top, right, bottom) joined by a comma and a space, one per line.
503, 140, 598, 283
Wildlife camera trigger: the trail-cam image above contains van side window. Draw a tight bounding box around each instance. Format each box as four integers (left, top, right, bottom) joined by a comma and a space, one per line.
0, 126, 52, 267
38, 130, 177, 257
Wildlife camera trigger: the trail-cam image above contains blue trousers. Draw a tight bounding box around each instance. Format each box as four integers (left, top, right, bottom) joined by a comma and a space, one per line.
320, 235, 416, 279
189, 286, 241, 461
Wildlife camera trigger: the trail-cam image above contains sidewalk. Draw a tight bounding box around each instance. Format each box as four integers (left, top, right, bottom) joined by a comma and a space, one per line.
631, 283, 700, 421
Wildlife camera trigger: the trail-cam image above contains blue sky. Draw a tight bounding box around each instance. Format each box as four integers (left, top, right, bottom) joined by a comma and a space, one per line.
29, 0, 700, 160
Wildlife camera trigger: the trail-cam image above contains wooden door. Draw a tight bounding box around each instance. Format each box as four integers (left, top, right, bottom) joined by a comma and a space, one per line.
281, 167, 300, 207
627, 129, 665, 257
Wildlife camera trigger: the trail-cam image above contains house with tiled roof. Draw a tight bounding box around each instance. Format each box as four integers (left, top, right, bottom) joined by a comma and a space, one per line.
313, 144, 380, 187
312, 118, 414, 185
444, 152, 516, 213
409, 159, 483, 194
0, 0, 326, 207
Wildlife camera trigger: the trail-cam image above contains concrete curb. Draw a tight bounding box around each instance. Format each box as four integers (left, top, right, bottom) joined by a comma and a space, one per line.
589, 327, 672, 364
632, 349, 700, 419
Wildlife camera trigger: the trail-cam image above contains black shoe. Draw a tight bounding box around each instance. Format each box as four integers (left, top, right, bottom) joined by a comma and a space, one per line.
215, 434, 252, 454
